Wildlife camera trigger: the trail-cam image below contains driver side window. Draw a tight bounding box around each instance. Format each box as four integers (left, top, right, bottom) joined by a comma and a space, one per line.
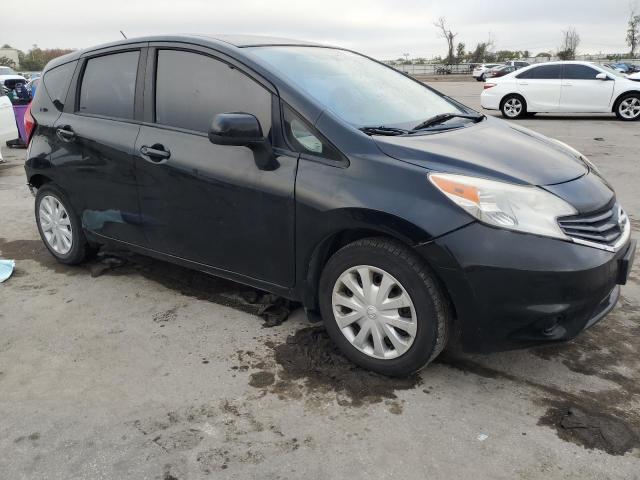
282, 105, 342, 162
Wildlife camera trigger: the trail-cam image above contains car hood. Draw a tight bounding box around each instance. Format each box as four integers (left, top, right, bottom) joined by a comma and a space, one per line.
373, 117, 588, 186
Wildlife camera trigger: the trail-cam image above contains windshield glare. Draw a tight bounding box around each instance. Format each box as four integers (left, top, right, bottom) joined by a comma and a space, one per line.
249, 46, 464, 129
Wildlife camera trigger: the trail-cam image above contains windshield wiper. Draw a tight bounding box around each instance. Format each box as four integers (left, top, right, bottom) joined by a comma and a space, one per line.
359, 126, 410, 136
411, 113, 484, 131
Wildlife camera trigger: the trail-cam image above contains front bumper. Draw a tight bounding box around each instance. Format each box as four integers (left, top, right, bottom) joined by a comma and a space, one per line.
416, 222, 636, 353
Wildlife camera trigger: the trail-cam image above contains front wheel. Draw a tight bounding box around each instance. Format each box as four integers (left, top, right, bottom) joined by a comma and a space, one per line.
318, 238, 449, 376
615, 93, 640, 121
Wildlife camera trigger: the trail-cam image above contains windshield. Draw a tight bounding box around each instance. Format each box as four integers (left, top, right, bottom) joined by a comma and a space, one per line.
248, 46, 464, 129
598, 64, 627, 78
0, 66, 17, 75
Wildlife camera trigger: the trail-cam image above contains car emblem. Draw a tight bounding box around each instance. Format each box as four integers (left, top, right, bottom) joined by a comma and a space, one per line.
618, 206, 627, 230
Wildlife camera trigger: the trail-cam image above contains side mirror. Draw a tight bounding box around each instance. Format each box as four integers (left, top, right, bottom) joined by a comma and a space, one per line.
208, 112, 265, 146
596, 72, 609, 80
208, 112, 276, 170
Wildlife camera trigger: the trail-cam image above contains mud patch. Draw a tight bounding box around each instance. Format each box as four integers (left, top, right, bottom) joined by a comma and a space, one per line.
255, 326, 420, 407
438, 353, 640, 456
0, 238, 81, 275
89, 250, 298, 327
0, 237, 297, 326
539, 401, 640, 455
153, 307, 179, 324
248, 371, 275, 388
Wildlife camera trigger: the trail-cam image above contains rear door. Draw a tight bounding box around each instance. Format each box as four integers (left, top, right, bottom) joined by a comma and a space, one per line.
559, 64, 614, 112
54, 45, 147, 245
516, 64, 562, 111
135, 45, 298, 287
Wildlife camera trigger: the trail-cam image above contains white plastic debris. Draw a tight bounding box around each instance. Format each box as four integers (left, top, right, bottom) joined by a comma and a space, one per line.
477, 433, 489, 441
0, 259, 15, 283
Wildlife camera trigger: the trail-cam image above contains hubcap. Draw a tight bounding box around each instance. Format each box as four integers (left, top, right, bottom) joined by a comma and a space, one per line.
39, 195, 73, 255
331, 265, 417, 360
619, 97, 640, 119
504, 98, 523, 117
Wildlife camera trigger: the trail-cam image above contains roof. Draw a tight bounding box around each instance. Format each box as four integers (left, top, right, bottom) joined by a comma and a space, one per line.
191, 34, 321, 47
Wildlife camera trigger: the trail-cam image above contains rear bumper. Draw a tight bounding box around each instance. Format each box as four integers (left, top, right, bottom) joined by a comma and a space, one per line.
416, 222, 635, 353
480, 90, 501, 110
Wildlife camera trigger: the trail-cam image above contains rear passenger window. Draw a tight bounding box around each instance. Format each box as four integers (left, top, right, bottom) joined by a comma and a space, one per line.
563, 64, 599, 80
79, 51, 139, 119
43, 61, 76, 110
154, 50, 272, 134
517, 65, 562, 80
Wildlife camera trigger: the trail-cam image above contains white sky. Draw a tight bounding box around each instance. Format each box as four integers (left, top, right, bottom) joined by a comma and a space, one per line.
2, 0, 636, 59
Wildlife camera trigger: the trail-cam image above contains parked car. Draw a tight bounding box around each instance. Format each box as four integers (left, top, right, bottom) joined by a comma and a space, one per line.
26, 77, 40, 97
486, 65, 517, 78
503, 60, 530, 69
25, 36, 635, 376
0, 66, 27, 91
610, 62, 640, 74
628, 71, 640, 81
0, 88, 19, 161
482, 61, 640, 120
472, 63, 500, 81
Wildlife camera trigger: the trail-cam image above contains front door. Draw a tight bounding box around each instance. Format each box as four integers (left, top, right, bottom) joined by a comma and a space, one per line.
135, 47, 297, 287
560, 64, 614, 112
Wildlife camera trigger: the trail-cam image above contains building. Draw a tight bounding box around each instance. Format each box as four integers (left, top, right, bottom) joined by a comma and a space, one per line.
0, 48, 20, 68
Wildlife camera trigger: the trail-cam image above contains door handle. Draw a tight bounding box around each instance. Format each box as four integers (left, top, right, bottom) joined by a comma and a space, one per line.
56, 126, 76, 142
562, 83, 573, 87
518, 82, 528, 85
140, 144, 171, 162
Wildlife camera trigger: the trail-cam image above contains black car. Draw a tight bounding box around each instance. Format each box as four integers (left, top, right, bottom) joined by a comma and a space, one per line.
24, 35, 636, 376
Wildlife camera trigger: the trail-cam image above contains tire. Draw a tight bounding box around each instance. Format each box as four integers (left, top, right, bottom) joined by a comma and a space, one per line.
318, 237, 449, 376
480, 73, 486, 82
475, 76, 483, 82
500, 94, 527, 119
614, 93, 640, 121
35, 184, 89, 264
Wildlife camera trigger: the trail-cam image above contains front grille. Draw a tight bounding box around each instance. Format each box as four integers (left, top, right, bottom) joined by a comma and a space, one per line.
558, 203, 627, 247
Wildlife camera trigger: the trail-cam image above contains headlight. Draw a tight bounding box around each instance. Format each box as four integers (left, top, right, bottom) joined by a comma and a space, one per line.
429, 173, 577, 239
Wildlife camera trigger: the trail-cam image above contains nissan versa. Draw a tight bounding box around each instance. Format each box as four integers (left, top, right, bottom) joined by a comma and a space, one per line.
23, 35, 636, 376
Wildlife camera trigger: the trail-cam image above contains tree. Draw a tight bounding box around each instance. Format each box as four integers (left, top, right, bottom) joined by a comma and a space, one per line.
626, 7, 640, 57
434, 17, 458, 64
18, 45, 75, 71
557, 27, 580, 60
456, 42, 466, 61
0, 56, 16, 68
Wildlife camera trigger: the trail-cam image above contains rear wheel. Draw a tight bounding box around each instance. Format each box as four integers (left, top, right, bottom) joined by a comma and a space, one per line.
35, 184, 89, 264
615, 93, 640, 121
501, 94, 527, 119
318, 237, 449, 376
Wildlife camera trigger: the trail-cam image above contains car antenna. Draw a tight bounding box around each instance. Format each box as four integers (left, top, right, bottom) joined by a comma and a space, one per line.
120, 30, 127, 39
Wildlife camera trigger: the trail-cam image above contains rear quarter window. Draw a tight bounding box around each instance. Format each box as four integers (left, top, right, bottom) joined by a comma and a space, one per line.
42, 61, 77, 110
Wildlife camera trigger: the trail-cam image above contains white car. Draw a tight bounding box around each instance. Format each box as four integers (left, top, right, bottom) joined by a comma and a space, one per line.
481, 61, 640, 121
0, 66, 27, 91
0, 90, 19, 162
628, 71, 640, 81
472, 63, 500, 81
